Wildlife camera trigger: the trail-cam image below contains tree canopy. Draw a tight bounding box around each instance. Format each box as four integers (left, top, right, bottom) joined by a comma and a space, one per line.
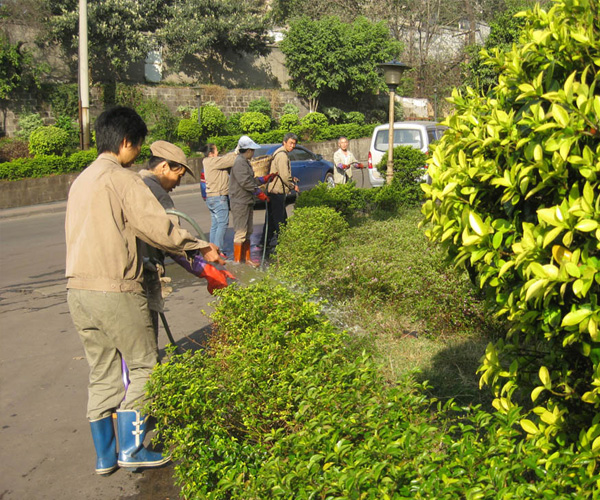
280, 16, 402, 112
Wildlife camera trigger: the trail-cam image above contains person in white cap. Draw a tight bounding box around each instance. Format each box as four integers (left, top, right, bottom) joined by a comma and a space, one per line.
228, 135, 276, 265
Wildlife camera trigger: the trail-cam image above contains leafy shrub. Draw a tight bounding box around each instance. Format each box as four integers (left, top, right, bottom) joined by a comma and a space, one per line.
28, 126, 70, 156
0, 154, 74, 180
374, 145, 428, 209
137, 144, 152, 163
0, 138, 30, 162
295, 182, 368, 220
247, 96, 272, 118
240, 111, 271, 134
137, 97, 178, 143
282, 102, 299, 115
421, 0, 600, 451
299, 112, 327, 135
42, 83, 79, 118
15, 112, 44, 141
278, 113, 299, 131
345, 111, 365, 125
69, 148, 97, 170
177, 119, 202, 147
147, 281, 597, 499
198, 105, 226, 138
322, 106, 345, 124
224, 112, 243, 135
54, 115, 79, 148
274, 206, 348, 283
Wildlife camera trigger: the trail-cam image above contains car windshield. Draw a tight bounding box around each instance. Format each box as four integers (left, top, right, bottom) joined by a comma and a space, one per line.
254, 146, 274, 157
374, 128, 423, 151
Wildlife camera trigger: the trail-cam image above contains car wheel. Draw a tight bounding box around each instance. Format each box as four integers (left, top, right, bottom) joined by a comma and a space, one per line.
324, 172, 335, 189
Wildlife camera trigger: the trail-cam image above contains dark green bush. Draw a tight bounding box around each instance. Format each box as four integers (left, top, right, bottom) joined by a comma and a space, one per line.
224, 112, 243, 135
247, 96, 272, 119
278, 113, 299, 131
0, 154, 73, 180
295, 182, 368, 220
138, 97, 178, 143
345, 111, 365, 125
198, 105, 227, 138
322, 106, 345, 124
15, 112, 44, 141
42, 83, 79, 118
274, 206, 349, 283
28, 126, 70, 156
299, 112, 327, 138
147, 281, 597, 499
282, 102, 299, 115
69, 148, 97, 170
240, 111, 271, 134
177, 119, 202, 147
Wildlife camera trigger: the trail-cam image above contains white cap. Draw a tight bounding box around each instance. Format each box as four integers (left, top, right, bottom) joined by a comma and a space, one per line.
237, 135, 260, 150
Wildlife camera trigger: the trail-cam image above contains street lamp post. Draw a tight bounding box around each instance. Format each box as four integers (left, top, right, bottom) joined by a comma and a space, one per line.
379, 61, 410, 185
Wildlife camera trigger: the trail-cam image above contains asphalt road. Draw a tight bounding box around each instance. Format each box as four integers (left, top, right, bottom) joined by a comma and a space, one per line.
0, 184, 268, 499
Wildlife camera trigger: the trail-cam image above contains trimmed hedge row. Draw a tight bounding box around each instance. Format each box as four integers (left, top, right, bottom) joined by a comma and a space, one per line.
207, 123, 377, 153
0, 149, 97, 181
147, 281, 598, 498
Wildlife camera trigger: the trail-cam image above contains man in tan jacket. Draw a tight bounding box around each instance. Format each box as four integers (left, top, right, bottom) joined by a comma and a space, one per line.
263, 132, 299, 257
65, 107, 223, 475
202, 143, 236, 256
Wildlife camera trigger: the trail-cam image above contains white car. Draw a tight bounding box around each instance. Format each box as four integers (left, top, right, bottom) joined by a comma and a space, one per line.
367, 121, 447, 187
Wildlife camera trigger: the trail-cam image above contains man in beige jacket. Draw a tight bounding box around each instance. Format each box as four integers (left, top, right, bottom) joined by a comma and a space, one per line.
65, 107, 223, 475
263, 132, 299, 257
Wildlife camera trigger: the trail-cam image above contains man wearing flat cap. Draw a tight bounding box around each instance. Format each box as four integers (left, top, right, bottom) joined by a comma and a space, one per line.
65, 108, 224, 476
139, 141, 234, 339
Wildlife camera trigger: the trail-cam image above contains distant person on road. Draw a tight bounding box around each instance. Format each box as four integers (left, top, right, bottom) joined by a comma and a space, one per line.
139, 140, 234, 344
263, 132, 299, 258
229, 135, 275, 266
202, 143, 236, 257
65, 107, 223, 476
333, 136, 358, 185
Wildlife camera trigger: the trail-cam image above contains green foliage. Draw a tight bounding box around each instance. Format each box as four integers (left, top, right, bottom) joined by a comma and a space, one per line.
224, 112, 243, 135
0, 34, 44, 100
43, 0, 154, 82
376, 144, 428, 209
68, 148, 97, 170
198, 105, 226, 138
247, 96, 272, 118
275, 206, 349, 282
147, 280, 597, 498
240, 111, 271, 134
322, 106, 345, 124
137, 97, 178, 143
345, 111, 366, 125
278, 113, 299, 131
28, 126, 70, 156
15, 112, 44, 141
0, 154, 76, 180
295, 182, 368, 220
299, 111, 327, 138
157, 0, 271, 81
421, 0, 600, 452
282, 102, 299, 115
280, 15, 402, 111
54, 115, 79, 148
42, 83, 79, 118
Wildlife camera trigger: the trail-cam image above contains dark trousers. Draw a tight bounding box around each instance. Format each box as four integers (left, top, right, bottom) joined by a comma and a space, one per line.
263, 193, 287, 256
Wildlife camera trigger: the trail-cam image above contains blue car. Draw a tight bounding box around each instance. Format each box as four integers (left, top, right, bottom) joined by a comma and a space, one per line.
254, 144, 335, 196
200, 144, 335, 203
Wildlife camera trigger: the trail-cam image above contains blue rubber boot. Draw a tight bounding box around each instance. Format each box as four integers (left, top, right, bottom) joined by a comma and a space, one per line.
89, 415, 118, 475
116, 409, 170, 471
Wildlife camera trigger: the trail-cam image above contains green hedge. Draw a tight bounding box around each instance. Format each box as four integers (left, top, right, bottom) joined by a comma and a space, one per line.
147, 281, 598, 498
0, 149, 96, 180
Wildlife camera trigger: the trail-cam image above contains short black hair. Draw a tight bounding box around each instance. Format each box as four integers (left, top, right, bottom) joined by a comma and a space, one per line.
147, 156, 184, 171
94, 106, 148, 155
203, 143, 216, 156
283, 132, 298, 143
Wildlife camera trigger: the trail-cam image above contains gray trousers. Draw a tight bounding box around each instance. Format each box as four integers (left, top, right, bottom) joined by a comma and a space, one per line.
230, 202, 254, 243
67, 289, 159, 421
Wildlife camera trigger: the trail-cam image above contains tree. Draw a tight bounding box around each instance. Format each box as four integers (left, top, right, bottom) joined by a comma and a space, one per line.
157, 0, 271, 83
280, 16, 401, 112
42, 0, 157, 82
422, 0, 600, 451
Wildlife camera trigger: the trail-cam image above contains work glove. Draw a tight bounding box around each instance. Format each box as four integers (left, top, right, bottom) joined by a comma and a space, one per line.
256, 191, 270, 203
336, 163, 348, 170
171, 253, 236, 295
257, 173, 277, 184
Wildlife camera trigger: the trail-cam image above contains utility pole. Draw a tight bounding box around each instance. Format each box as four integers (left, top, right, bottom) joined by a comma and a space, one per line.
78, 0, 90, 150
